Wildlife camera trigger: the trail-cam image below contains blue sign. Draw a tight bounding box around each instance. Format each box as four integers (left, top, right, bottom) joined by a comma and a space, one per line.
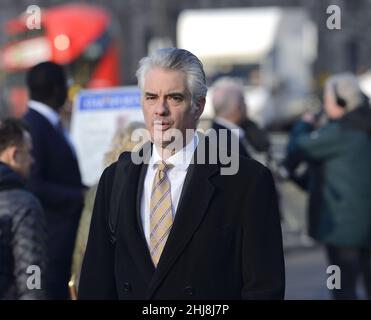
78, 88, 141, 111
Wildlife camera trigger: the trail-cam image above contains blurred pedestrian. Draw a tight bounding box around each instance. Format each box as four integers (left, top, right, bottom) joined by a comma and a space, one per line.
211, 77, 270, 158
0, 118, 47, 299
22, 61, 85, 299
283, 73, 371, 299
68, 121, 146, 299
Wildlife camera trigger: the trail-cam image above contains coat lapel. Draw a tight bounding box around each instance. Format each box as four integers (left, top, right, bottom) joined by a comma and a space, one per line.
118, 147, 155, 283
136, 162, 148, 237
146, 136, 219, 299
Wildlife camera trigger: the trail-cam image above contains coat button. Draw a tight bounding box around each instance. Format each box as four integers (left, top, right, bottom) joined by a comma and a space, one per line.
184, 286, 194, 296
123, 282, 132, 293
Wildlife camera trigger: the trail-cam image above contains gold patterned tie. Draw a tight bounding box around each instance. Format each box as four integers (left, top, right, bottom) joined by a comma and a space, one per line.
150, 160, 174, 267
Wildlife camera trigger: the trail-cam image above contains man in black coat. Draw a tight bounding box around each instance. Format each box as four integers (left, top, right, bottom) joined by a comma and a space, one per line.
79, 48, 285, 300
22, 62, 85, 299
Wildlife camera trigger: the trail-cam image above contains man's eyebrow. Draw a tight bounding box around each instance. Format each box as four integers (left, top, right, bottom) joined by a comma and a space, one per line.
167, 92, 185, 97
144, 91, 187, 97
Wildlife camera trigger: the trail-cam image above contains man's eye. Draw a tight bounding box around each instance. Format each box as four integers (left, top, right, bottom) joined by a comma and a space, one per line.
146, 96, 156, 101
169, 96, 183, 103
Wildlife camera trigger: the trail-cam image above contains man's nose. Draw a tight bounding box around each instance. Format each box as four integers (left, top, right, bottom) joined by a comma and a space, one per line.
154, 97, 169, 116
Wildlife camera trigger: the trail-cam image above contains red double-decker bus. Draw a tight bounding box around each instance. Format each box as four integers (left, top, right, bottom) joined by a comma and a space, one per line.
0, 3, 121, 117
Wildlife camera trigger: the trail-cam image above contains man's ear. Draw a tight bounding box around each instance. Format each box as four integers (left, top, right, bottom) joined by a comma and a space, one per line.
0, 146, 17, 167
52, 85, 68, 111
195, 97, 206, 119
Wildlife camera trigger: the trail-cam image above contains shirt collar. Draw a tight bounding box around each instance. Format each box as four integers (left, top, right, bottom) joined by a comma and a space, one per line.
150, 132, 199, 172
28, 100, 60, 127
215, 117, 245, 139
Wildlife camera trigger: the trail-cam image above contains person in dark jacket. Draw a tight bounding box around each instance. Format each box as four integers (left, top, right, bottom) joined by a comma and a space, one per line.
240, 118, 270, 153
283, 73, 371, 299
0, 118, 47, 299
22, 62, 85, 299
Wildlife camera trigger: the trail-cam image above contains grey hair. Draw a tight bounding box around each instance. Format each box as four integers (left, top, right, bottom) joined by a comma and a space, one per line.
211, 77, 245, 116
325, 73, 364, 111
136, 48, 207, 111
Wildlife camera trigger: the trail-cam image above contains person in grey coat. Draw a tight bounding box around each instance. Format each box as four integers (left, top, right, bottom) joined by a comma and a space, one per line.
283, 73, 371, 299
0, 118, 47, 299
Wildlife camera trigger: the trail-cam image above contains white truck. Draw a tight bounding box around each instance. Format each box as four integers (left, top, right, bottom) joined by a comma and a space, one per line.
177, 7, 318, 128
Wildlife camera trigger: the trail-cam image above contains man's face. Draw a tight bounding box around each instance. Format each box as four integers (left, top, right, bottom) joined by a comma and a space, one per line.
13, 132, 34, 178
54, 83, 68, 110
142, 67, 204, 148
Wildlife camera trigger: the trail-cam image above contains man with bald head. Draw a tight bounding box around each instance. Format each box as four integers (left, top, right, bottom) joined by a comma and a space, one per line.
23, 61, 85, 299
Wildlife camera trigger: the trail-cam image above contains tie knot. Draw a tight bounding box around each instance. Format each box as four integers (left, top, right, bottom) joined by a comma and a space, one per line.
156, 160, 172, 173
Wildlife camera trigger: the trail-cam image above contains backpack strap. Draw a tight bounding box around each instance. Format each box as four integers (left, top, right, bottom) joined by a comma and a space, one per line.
107, 152, 132, 244
107, 142, 152, 244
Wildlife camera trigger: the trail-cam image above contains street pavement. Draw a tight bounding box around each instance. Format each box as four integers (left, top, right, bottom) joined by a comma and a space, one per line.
268, 132, 331, 299
284, 245, 331, 300
279, 180, 331, 300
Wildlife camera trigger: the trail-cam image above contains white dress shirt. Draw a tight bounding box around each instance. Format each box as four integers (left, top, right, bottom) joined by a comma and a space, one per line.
214, 117, 245, 140
140, 132, 199, 246
28, 100, 76, 155
28, 100, 60, 127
